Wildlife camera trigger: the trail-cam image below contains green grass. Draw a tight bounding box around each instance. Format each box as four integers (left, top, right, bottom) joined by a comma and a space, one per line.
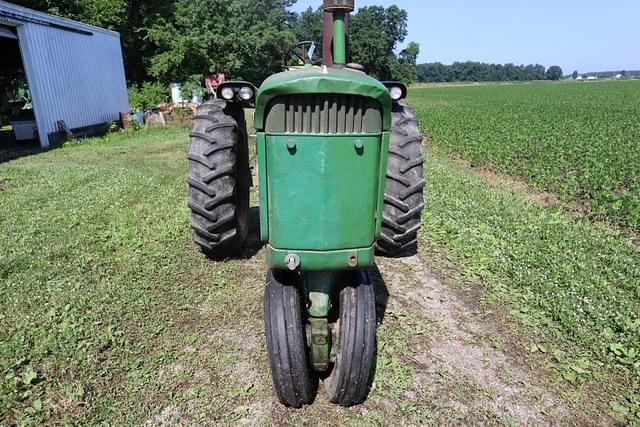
418, 145, 640, 423
409, 80, 640, 230
0, 127, 260, 424
2, 97, 640, 423
0, 127, 472, 425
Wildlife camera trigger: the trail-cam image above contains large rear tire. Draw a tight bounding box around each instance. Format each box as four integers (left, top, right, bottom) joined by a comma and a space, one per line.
376, 100, 425, 257
188, 100, 250, 258
264, 270, 317, 407
324, 270, 376, 406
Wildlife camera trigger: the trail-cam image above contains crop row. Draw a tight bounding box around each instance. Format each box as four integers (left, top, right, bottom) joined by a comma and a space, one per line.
409, 80, 640, 230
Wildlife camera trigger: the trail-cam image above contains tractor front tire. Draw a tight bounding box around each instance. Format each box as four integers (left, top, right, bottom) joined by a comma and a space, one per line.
264, 270, 317, 407
376, 100, 425, 257
324, 270, 376, 406
188, 100, 250, 258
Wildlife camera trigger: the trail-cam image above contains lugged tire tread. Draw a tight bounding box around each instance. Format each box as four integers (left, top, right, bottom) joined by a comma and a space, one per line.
201, 163, 235, 184
386, 171, 411, 186
203, 189, 234, 210
191, 223, 221, 242
376, 100, 425, 257
205, 123, 237, 134
398, 202, 425, 224
400, 155, 425, 173
402, 179, 426, 200
384, 194, 409, 212
187, 99, 249, 258
388, 146, 411, 160
382, 214, 407, 234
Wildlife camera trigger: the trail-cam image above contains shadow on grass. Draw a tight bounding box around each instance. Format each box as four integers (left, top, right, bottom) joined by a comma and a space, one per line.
202, 206, 265, 261
370, 263, 390, 325
244, 206, 265, 259
0, 132, 59, 163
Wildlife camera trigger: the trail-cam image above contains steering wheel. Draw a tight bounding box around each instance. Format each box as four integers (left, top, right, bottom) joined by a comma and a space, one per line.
283, 41, 323, 67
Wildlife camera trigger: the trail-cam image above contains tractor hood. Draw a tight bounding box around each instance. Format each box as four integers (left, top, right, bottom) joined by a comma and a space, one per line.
255, 66, 392, 131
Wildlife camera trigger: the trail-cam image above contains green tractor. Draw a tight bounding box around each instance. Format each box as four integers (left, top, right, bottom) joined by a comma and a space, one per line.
187, 0, 424, 407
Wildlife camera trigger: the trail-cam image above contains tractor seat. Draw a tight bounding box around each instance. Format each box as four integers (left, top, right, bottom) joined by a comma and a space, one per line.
346, 63, 365, 71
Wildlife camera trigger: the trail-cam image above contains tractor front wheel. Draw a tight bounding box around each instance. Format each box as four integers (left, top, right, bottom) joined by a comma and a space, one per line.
324, 269, 376, 406
377, 100, 425, 257
188, 100, 250, 258
264, 270, 317, 407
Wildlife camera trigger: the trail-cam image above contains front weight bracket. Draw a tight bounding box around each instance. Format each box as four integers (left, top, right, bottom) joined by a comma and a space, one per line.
303, 272, 335, 371
306, 318, 330, 371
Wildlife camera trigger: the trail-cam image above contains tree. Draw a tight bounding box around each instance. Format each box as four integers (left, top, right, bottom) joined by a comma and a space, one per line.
391, 42, 420, 84
417, 62, 454, 83
415, 62, 569, 83
12, 1, 419, 85
11, 0, 169, 83
292, 6, 323, 43
145, 0, 296, 85
10, 0, 127, 29
350, 5, 408, 80
291, 5, 419, 82
572, 70, 579, 79
546, 66, 563, 81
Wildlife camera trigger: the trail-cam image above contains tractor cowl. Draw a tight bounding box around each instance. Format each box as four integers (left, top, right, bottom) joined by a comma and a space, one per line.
323, 0, 354, 12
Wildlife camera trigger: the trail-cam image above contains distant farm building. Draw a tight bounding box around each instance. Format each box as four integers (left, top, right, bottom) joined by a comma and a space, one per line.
0, 1, 128, 148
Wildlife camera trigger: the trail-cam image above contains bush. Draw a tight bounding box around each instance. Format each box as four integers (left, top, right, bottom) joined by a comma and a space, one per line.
128, 81, 169, 111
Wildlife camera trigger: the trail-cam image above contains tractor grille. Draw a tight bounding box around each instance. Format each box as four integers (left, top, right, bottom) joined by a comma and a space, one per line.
265, 94, 382, 134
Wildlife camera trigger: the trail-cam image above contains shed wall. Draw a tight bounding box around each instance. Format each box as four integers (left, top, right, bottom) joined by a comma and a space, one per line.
16, 23, 128, 147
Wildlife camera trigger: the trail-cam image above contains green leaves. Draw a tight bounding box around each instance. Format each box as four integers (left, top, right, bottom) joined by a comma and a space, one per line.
350, 5, 412, 81
145, 0, 296, 84
22, 368, 38, 386
128, 82, 169, 111
411, 80, 640, 230
609, 343, 638, 365
609, 394, 640, 423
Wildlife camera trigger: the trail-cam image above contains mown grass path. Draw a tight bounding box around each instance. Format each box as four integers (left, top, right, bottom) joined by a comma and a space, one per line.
1, 126, 637, 425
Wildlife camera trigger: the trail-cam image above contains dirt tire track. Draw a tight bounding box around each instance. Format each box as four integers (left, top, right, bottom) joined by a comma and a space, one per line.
143, 247, 603, 426
376, 254, 579, 425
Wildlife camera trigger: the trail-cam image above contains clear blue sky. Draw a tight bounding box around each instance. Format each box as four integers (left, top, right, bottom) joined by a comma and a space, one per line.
291, 0, 640, 73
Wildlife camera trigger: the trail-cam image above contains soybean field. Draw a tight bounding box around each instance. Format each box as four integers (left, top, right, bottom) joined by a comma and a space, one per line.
409, 80, 640, 229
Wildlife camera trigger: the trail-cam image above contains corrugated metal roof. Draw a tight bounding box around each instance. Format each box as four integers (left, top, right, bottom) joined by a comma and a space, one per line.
0, 1, 119, 36
0, 1, 129, 148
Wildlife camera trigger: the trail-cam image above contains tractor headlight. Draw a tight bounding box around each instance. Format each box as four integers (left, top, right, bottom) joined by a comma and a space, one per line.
220, 87, 235, 100
239, 86, 254, 101
389, 86, 403, 101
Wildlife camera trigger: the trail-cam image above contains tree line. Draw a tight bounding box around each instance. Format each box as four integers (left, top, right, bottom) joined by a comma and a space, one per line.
10, 0, 568, 101
10, 0, 419, 88
417, 62, 564, 83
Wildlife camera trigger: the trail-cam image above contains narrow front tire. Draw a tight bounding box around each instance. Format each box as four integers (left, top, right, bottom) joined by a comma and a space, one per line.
324, 270, 376, 406
264, 270, 317, 407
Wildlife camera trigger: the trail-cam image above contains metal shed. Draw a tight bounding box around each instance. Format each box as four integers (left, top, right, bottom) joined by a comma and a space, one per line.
0, 1, 128, 148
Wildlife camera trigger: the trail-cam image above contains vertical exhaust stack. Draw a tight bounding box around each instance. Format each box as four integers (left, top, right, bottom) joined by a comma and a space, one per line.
323, 0, 355, 66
